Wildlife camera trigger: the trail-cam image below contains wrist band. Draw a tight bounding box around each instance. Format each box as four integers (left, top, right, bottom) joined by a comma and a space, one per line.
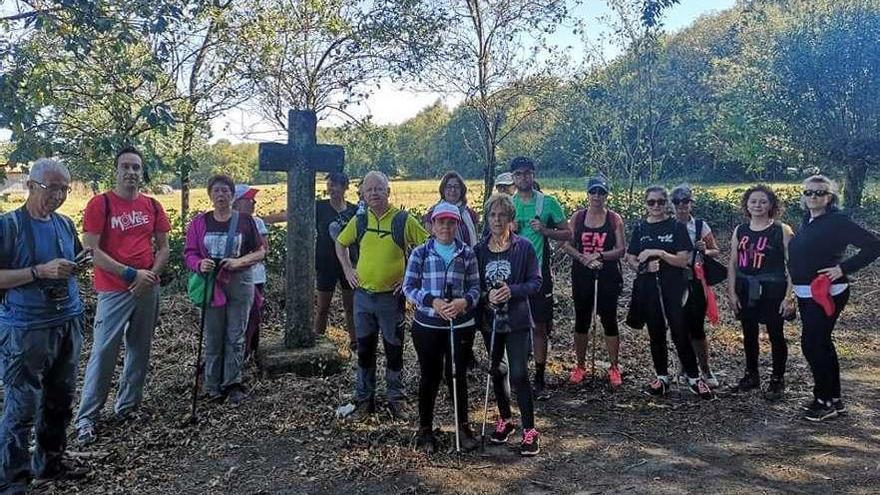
30, 266, 38, 281
122, 266, 137, 283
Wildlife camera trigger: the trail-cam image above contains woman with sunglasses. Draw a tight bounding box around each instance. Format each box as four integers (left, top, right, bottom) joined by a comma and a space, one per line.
788, 175, 880, 421
727, 185, 794, 400
626, 186, 712, 398
423, 171, 480, 247
562, 177, 626, 388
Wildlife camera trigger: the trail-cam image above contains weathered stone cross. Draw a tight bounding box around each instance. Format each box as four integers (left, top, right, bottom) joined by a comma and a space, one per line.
259, 110, 344, 349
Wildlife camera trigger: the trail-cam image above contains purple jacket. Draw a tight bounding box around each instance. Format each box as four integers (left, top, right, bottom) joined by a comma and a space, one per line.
184, 212, 258, 307
474, 234, 542, 332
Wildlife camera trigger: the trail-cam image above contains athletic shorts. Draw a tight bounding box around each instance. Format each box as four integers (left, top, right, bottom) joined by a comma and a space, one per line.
316, 257, 352, 292
571, 271, 622, 336
529, 264, 554, 326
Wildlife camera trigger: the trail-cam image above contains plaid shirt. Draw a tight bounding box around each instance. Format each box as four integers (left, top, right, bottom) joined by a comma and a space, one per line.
403, 238, 481, 327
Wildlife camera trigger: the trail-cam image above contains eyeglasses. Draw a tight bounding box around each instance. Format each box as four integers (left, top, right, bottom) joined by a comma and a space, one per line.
32, 181, 71, 194
444, 184, 461, 190
588, 189, 608, 196
512, 170, 533, 178
646, 199, 667, 207
672, 198, 692, 205
803, 189, 830, 198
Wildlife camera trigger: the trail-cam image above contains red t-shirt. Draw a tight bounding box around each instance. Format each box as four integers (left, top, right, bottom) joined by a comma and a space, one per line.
83, 192, 172, 291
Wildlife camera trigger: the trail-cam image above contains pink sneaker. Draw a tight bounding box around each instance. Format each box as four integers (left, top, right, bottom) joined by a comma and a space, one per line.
520, 428, 540, 456
608, 365, 623, 388
569, 366, 587, 385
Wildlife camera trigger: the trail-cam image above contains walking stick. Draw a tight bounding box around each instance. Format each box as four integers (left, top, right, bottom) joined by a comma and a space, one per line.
590, 269, 599, 378
446, 284, 461, 453
481, 305, 498, 449
189, 270, 213, 424
654, 271, 679, 383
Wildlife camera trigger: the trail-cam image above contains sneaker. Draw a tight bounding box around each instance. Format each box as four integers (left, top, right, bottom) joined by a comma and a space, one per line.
831, 398, 846, 414
701, 371, 720, 388
32, 459, 88, 487
457, 424, 479, 452
803, 399, 838, 422
730, 372, 760, 393
520, 428, 540, 456
206, 391, 226, 404
688, 378, 713, 399
763, 376, 785, 401
76, 424, 96, 447
348, 400, 375, 422
643, 376, 670, 397
414, 428, 438, 454
569, 366, 587, 385
608, 365, 623, 388
490, 418, 516, 444
114, 408, 138, 424
227, 385, 248, 406
387, 399, 410, 422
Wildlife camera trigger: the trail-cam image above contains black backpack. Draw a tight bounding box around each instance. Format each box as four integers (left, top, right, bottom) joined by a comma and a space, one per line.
354, 209, 410, 253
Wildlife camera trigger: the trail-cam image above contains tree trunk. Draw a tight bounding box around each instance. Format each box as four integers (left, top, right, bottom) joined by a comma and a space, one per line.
179, 126, 195, 230
843, 160, 868, 209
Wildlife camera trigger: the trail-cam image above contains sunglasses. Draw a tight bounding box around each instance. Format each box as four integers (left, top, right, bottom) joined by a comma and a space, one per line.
803, 189, 830, 198
672, 198, 692, 205
588, 188, 608, 196
646, 199, 667, 207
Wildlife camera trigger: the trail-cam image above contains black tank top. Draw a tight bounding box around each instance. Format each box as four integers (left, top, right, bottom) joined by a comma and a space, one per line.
735, 222, 786, 277
572, 209, 621, 279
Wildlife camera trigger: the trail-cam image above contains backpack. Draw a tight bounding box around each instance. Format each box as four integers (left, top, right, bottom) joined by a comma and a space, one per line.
355, 209, 410, 252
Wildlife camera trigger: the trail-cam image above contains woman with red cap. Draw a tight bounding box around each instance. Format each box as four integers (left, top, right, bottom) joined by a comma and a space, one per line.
726, 185, 794, 400
788, 175, 880, 421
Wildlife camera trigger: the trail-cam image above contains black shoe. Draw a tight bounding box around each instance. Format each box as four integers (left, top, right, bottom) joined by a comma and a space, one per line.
348, 400, 375, 422
533, 380, 550, 401
831, 398, 846, 414
731, 372, 760, 393
490, 418, 516, 444
803, 399, 838, 422
414, 428, 438, 454
763, 376, 785, 401
520, 428, 540, 457
643, 377, 670, 397
456, 424, 479, 452
32, 460, 88, 487
226, 385, 248, 406
387, 399, 410, 422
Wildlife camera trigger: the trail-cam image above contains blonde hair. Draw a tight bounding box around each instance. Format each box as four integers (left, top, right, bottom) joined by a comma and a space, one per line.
485, 193, 515, 220
802, 174, 839, 210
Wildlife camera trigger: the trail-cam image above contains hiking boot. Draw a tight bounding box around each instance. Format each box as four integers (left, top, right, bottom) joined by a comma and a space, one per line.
730, 372, 760, 393
643, 376, 670, 397
803, 399, 838, 422
387, 399, 410, 422
348, 400, 375, 422
701, 371, 720, 388
490, 418, 516, 444
831, 398, 846, 414
763, 376, 785, 401
32, 459, 88, 487
569, 366, 587, 385
226, 385, 248, 406
414, 427, 438, 455
608, 365, 623, 388
688, 377, 713, 399
457, 424, 479, 452
76, 424, 96, 447
520, 428, 540, 457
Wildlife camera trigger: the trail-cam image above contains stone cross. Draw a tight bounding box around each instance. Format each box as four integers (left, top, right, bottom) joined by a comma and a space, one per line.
259, 110, 344, 348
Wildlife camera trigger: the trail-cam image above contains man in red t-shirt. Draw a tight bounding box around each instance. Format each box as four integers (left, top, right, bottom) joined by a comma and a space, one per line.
74, 146, 171, 446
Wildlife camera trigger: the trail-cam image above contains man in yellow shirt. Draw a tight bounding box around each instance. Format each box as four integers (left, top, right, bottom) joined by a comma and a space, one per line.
336, 171, 429, 421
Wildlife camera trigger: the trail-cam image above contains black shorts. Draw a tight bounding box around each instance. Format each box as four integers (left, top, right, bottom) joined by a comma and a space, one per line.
316, 257, 351, 292
571, 271, 622, 336
529, 264, 554, 325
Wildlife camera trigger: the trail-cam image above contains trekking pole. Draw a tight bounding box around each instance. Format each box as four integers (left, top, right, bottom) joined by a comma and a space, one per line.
446, 284, 461, 453
189, 270, 213, 425
481, 303, 499, 449
590, 269, 599, 379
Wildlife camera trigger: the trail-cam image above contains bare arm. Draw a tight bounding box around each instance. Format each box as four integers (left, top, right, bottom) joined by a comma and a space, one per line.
336, 240, 359, 288
151, 231, 170, 274
605, 217, 626, 261
727, 229, 740, 311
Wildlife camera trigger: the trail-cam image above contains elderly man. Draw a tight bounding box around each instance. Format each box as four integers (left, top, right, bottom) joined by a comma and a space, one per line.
75, 146, 171, 446
336, 171, 428, 421
494, 172, 515, 195
0, 159, 88, 492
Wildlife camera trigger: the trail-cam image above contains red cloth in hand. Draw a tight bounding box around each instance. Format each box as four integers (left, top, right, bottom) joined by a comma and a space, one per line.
810, 275, 835, 317
694, 263, 720, 324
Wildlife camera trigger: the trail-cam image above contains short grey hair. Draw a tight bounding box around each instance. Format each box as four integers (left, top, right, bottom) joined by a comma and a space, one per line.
361, 170, 390, 190
671, 184, 693, 200
29, 158, 71, 183
801, 174, 840, 210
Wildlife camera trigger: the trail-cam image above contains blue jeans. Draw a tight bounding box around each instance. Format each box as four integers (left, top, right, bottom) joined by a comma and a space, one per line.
353, 289, 405, 403
75, 287, 159, 430
0, 317, 83, 494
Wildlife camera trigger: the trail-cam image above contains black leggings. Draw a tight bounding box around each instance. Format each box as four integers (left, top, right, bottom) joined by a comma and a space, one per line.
411, 322, 475, 430
682, 279, 707, 341
481, 329, 534, 430
572, 272, 621, 336
739, 297, 787, 377
799, 290, 849, 402
642, 277, 700, 378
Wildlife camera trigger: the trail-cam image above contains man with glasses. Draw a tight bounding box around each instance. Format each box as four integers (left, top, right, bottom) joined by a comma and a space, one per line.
0, 159, 89, 491
75, 146, 171, 446
509, 157, 570, 400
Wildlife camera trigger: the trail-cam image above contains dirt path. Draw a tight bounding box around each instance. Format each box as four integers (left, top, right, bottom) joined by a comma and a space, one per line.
31, 267, 880, 495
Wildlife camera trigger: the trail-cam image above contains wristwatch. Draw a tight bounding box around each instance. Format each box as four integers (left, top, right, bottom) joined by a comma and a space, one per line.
30, 266, 39, 281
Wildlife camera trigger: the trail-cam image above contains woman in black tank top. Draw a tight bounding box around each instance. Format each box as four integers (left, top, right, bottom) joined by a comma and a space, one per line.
561, 177, 626, 388
726, 185, 794, 400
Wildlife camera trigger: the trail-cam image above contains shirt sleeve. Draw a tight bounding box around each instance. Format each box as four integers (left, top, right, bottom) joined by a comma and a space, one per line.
254, 217, 269, 236
336, 215, 357, 247
240, 215, 259, 255
82, 195, 105, 235
546, 196, 566, 228
839, 218, 880, 274
405, 214, 430, 247
153, 199, 172, 233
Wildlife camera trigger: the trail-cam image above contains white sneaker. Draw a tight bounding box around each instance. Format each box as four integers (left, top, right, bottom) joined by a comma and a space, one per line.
701, 371, 720, 388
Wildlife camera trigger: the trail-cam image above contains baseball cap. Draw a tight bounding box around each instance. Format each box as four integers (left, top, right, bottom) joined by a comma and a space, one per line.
586, 176, 610, 194
494, 172, 514, 186
509, 156, 535, 172
233, 185, 258, 202
431, 202, 461, 222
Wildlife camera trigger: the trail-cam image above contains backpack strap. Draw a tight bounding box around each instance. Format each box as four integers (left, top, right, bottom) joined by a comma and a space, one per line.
224, 211, 240, 258
391, 210, 409, 252
534, 190, 545, 220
